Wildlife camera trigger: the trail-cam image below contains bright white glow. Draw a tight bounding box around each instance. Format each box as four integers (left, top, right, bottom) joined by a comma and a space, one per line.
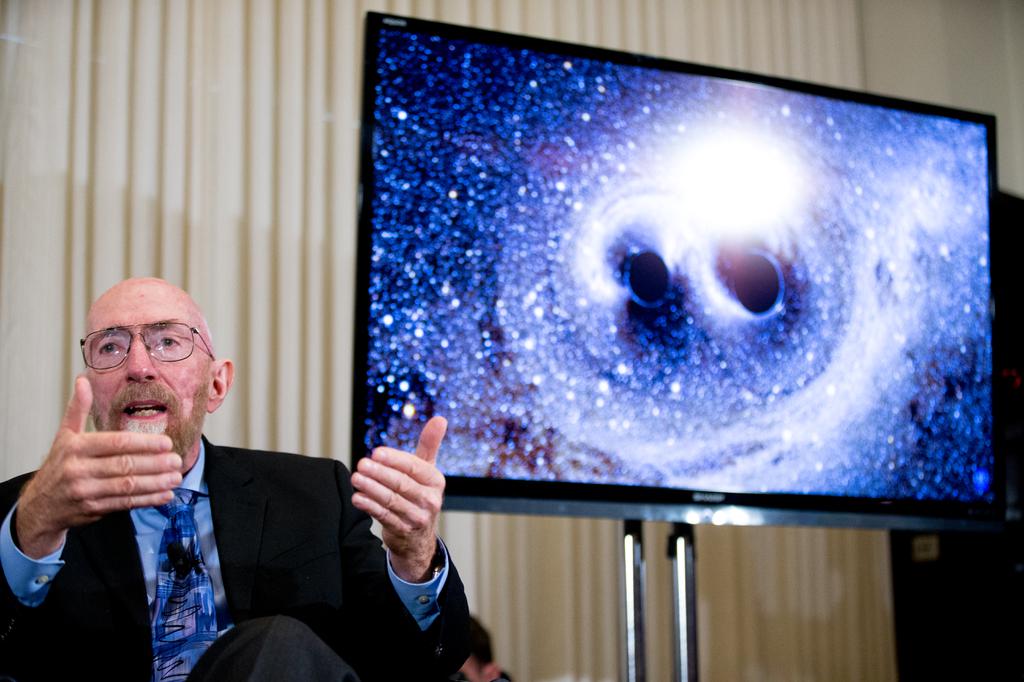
569, 128, 807, 312
674, 535, 689, 677
668, 129, 806, 238
623, 534, 637, 682
710, 506, 752, 525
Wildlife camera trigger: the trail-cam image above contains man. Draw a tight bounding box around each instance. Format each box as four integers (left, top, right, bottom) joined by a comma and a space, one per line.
0, 278, 470, 681
453, 615, 513, 682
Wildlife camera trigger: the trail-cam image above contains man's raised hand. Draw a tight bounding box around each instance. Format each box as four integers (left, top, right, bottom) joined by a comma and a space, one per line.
351, 416, 448, 582
14, 376, 182, 559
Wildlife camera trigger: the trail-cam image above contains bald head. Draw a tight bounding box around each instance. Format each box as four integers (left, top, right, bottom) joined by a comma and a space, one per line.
86, 278, 215, 355
83, 277, 233, 471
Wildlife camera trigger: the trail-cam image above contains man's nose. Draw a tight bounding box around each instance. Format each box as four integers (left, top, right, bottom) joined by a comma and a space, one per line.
124, 335, 157, 381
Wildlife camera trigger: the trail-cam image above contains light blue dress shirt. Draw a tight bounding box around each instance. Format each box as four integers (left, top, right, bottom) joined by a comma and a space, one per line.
1, 441, 447, 630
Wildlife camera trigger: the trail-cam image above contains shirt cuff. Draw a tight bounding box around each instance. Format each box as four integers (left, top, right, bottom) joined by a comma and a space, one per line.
386, 538, 449, 631
1, 502, 65, 606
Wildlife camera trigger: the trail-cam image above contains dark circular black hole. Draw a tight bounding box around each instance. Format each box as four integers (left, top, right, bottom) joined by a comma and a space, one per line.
720, 250, 784, 315
625, 250, 670, 308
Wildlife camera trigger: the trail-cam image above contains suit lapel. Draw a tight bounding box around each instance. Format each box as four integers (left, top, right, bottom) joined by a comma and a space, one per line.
203, 438, 267, 619
76, 510, 150, 629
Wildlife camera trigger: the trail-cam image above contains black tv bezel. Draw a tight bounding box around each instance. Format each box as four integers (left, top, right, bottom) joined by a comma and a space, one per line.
353, 11, 1004, 531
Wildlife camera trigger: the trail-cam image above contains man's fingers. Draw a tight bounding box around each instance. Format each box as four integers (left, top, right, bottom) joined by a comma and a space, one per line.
363, 449, 445, 490
353, 462, 414, 506
81, 451, 183, 479
353, 468, 415, 513
66, 472, 182, 507
76, 431, 174, 458
351, 486, 422, 536
79, 489, 178, 517
108, 489, 177, 510
352, 463, 441, 524
352, 492, 408, 533
414, 416, 447, 465
61, 376, 93, 435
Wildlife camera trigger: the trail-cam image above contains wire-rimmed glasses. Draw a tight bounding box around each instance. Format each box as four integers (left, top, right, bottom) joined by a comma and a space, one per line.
80, 322, 214, 370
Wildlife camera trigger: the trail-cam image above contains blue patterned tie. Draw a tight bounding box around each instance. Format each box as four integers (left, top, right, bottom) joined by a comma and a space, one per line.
151, 489, 218, 681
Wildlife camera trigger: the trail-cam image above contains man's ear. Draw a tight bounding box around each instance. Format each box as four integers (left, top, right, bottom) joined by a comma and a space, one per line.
206, 358, 234, 413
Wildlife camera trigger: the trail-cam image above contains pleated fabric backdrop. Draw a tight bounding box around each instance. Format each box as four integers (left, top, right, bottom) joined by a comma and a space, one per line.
0, 1, 897, 680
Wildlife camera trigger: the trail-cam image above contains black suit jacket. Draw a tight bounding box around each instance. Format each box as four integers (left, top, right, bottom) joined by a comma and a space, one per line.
0, 439, 470, 681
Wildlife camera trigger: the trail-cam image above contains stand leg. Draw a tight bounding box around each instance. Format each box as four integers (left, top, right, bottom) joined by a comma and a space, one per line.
623, 520, 646, 682
668, 523, 699, 682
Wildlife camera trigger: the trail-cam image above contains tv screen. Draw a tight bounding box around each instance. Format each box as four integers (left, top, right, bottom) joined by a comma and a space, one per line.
353, 13, 1000, 528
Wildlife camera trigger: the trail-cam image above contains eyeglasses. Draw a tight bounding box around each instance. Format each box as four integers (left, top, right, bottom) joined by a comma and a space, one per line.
80, 322, 214, 370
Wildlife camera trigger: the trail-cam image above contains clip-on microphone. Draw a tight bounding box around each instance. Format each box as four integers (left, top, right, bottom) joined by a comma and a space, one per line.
167, 541, 197, 578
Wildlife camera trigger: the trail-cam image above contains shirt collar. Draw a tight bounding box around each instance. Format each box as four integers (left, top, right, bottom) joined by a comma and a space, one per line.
180, 439, 208, 496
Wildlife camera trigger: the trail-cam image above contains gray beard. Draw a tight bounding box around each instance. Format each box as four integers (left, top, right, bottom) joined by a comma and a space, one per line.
123, 420, 167, 435
93, 381, 209, 460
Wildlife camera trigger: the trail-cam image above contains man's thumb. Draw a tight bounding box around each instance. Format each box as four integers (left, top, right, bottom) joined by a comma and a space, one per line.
61, 375, 93, 434
414, 416, 448, 464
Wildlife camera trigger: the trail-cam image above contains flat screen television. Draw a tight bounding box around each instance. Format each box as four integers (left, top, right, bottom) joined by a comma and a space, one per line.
353, 12, 1002, 530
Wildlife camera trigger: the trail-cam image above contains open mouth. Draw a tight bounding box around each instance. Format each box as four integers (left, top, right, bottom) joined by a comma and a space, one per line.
123, 402, 168, 418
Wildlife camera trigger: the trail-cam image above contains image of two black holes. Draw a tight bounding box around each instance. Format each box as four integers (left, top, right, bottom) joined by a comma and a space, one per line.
624, 249, 784, 315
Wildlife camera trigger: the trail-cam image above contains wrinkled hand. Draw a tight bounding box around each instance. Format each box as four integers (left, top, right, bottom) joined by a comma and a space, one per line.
14, 376, 182, 559
351, 416, 447, 583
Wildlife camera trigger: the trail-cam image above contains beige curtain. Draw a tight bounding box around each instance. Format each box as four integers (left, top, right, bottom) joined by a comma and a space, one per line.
9, 0, 1020, 679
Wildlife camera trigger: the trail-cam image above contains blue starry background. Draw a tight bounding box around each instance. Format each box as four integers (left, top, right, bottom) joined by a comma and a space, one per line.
359, 27, 994, 504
